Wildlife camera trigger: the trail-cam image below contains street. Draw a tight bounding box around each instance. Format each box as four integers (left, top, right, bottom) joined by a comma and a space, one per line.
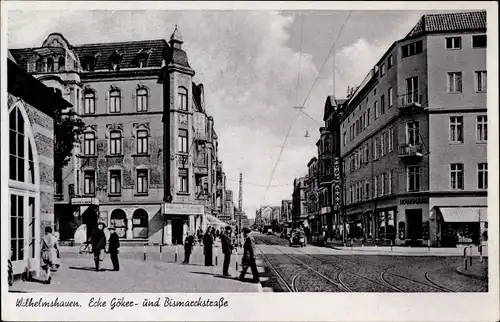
253, 233, 488, 293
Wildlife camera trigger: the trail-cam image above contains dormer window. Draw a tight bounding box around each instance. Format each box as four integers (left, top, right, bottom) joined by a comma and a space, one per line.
135, 49, 152, 68
108, 50, 123, 71
47, 58, 54, 72
58, 57, 66, 71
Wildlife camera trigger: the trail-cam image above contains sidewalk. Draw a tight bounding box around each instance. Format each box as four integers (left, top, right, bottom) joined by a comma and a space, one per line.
456, 258, 488, 281
324, 244, 489, 257
9, 245, 262, 293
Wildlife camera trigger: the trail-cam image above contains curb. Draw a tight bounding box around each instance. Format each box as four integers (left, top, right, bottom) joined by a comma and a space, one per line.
455, 266, 488, 281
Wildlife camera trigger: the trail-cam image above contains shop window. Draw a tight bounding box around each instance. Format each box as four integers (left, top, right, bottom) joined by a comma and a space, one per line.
110, 209, 127, 238
132, 209, 148, 238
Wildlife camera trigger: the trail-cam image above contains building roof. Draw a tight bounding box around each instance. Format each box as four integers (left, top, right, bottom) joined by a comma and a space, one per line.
10, 38, 170, 71
406, 11, 486, 39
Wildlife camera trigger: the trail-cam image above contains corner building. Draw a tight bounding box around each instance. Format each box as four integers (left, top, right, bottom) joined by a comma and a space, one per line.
10, 27, 226, 245
340, 11, 487, 245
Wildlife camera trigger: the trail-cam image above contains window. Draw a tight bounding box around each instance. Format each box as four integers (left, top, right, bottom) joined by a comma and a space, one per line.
388, 170, 393, 194
374, 176, 379, 198
449, 116, 463, 143
381, 132, 387, 156
29, 197, 35, 258
388, 87, 393, 108
343, 132, 347, 146
136, 88, 148, 112
9, 107, 25, 182
84, 91, 95, 115
450, 163, 464, 190
178, 87, 188, 111
402, 40, 423, 58
47, 58, 54, 72
388, 127, 394, 152
109, 131, 122, 155
178, 129, 188, 153
84, 171, 95, 195
367, 108, 371, 126
407, 166, 420, 192
137, 169, 148, 194
478, 163, 488, 189
364, 142, 369, 162
380, 173, 386, 196
380, 94, 385, 115
58, 57, 65, 71
475, 71, 487, 92
373, 137, 379, 160
406, 77, 419, 103
477, 115, 487, 142
83, 132, 96, 156
380, 63, 386, 76
137, 130, 148, 154
110, 170, 121, 195
362, 112, 366, 129
374, 101, 379, 119
387, 54, 393, 69
365, 179, 370, 200
445, 37, 462, 49
406, 121, 420, 145
179, 168, 189, 193
448, 72, 462, 93
10, 195, 24, 261
109, 89, 121, 113
472, 35, 487, 48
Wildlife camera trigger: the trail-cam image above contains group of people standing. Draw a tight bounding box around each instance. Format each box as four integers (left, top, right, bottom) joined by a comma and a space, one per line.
183, 226, 260, 283
88, 223, 121, 272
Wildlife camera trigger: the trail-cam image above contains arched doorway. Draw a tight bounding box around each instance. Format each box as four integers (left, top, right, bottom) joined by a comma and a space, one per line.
8, 102, 40, 275
132, 209, 148, 239
82, 206, 98, 241
172, 218, 184, 245
110, 209, 127, 238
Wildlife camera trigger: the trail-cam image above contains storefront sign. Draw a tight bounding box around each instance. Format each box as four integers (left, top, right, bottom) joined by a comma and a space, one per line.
400, 197, 428, 205
163, 203, 204, 215
71, 197, 99, 205
333, 157, 341, 207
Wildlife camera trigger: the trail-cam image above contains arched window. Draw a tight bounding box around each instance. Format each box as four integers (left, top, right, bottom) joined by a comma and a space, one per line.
136, 88, 148, 112
58, 57, 66, 71
83, 131, 96, 156
136, 130, 148, 154
84, 91, 95, 115
47, 58, 54, 72
109, 89, 121, 113
132, 209, 148, 238
109, 130, 122, 155
178, 87, 188, 111
9, 103, 39, 267
35, 59, 42, 72
110, 209, 127, 238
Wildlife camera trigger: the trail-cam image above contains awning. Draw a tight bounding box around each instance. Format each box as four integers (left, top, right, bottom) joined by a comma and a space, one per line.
206, 214, 233, 229
439, 207, 487, 223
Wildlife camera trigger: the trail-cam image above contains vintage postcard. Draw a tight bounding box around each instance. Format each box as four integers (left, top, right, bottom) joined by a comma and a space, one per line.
1, 1, 498, 321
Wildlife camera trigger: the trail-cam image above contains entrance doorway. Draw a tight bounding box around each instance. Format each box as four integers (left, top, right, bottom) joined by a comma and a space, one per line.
406, 209, 423, 241
82, 206, 98, 241
172, 218, 184, 245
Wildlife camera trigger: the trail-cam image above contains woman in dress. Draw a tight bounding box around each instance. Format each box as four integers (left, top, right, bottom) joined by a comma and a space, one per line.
40, 226, 60, 284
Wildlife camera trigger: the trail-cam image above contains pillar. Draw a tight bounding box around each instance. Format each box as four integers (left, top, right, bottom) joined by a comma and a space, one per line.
165, 220, 172, 245
183, 220, 188, 238
189, 215, 195, 234
126, 218, 133, 239
195, 215, 201, 232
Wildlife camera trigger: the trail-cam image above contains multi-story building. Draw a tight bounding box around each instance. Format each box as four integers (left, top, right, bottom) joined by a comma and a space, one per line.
281, 200, 293, 224
219, 189, 235, 223
340, 11, 487, 245
10, 27, 228, 245
305, 157, 320, 234
271, 206, 281, 223
292, 176, 308, 228
8, 52, 71, 276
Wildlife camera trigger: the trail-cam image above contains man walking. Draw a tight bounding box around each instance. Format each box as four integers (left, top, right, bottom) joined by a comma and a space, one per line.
89, 223, 107, 272
239, 227, 260, 283
108, 227, 120, 271
183, 234, 195, 264
203, 228, 214, 266
221, 226, 234, 276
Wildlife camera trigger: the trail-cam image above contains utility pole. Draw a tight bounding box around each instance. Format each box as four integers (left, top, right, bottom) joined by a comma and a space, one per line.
238, 172, 243, 246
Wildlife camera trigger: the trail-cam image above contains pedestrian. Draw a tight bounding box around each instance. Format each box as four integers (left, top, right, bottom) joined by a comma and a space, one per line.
197, 228, 203, 245
221, 226, 234, 276
203, 228, 214, 266
89, 223, 107, 272
183, 234, 195, 264
239, 227, 260, 283
108, 227, 120, 271
40, 226, 60, 284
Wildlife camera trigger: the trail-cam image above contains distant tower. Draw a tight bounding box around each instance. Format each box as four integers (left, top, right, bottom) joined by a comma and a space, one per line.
238, 173, 243, 227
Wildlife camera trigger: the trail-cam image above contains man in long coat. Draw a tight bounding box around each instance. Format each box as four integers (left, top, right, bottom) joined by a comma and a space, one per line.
89, 223, 107, 272
203, 228, 214, 266
108, 227, 120, 271
239, 227, 260, 283
221, 226, 234, 276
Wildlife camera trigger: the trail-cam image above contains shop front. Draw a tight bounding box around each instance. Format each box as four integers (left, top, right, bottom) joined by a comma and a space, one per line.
431, 207, 487, 246
162, 202, 205, 245
397, 196, 430, 246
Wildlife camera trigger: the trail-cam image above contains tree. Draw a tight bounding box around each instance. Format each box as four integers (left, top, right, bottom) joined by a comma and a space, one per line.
54, 108, 85, 183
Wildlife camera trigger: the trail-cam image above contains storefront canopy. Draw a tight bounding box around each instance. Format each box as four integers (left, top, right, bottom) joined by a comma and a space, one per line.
206, 214, 233, 229
440, 207, 487, 223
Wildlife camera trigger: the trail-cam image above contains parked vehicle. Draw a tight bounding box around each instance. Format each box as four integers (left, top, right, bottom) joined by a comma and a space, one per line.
289, 231, 306, 247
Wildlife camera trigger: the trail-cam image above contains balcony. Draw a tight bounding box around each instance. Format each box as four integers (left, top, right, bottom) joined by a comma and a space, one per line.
193, 157, 209, 176
399, 92, 423, 114
398, 143, 423, 159
194, 132, 207, 142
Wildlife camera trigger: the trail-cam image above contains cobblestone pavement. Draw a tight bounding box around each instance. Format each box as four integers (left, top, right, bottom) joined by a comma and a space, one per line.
254, 233, 488, 293
9, 245, 262, 293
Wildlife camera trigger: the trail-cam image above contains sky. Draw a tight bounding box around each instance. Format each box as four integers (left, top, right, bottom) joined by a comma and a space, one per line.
6, 7, 473, 218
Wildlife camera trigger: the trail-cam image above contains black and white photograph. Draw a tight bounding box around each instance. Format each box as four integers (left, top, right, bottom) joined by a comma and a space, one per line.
1, 1, 498, 321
